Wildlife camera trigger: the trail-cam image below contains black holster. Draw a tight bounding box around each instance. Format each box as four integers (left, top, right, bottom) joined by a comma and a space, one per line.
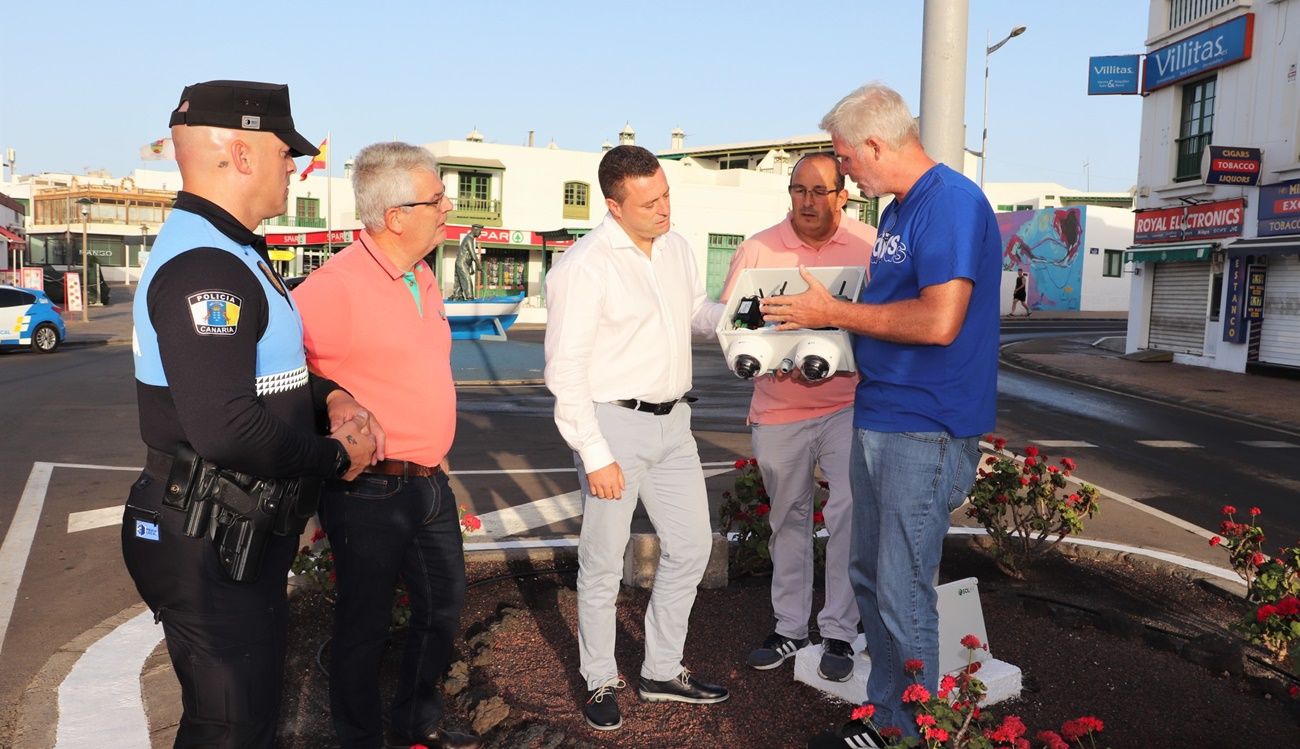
158, 444, 318, 583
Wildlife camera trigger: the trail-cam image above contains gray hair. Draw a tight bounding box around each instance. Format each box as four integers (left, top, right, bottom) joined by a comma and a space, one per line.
352, 142, 440, 231
819, 82, 919, 151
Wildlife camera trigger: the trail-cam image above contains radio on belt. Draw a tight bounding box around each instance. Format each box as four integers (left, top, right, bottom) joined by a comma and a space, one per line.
716, 266, 865, 381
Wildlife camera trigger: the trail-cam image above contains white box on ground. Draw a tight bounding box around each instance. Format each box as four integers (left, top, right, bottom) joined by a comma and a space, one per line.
716, 266, 865, 381
793, 577, 1022, 706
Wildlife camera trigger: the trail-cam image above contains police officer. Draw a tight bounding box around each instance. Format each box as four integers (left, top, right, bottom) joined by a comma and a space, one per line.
123, 80, 379, 748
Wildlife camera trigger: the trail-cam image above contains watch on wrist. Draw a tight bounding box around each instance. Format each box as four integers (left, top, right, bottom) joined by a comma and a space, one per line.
333, 441, 352, 478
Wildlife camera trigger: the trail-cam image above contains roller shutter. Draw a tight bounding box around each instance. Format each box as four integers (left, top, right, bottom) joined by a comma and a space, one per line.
1148, 261, 1210, 355
1259, 256, 1300, 368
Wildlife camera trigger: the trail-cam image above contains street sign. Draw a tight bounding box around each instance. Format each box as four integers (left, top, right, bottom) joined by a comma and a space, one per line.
1087, 55, 1142, 95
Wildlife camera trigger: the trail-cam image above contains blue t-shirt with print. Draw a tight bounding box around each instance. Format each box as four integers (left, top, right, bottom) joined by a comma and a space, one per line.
852, 163, 1000, 438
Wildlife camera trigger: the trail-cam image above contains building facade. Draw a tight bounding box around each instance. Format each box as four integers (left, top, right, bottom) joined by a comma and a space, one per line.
1128, 0, 1300, 371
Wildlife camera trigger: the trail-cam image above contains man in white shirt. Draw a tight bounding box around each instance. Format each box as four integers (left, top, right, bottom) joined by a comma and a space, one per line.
544, 145, 727, 732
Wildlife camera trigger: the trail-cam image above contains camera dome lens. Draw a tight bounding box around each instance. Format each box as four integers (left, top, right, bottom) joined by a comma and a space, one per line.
734, 354, 761, 379
800, 355, 829, 381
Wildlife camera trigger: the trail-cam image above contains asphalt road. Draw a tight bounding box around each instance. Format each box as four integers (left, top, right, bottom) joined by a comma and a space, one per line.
1, 319, 1297, 743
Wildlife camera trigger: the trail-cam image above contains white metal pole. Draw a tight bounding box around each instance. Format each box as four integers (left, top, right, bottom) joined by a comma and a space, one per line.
981, 30, 990, 190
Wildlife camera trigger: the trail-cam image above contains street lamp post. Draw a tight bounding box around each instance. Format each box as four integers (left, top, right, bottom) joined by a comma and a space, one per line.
133, 224, 148, 287
980, 24, 1027, 191
77, 197, 92, 322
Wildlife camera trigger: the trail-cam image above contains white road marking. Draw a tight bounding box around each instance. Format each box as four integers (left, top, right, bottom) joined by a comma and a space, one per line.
1239, 440, 1299, 448
1029, 440, 1096, 448
68, 506, 124, 534
1135, 440, 1201, 448
55, 608, 161, 749
475, 467, 732, 538
0, 462, 53, 659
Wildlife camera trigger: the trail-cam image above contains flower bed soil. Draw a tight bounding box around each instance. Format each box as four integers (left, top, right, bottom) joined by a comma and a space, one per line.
277, 539, 1300, 748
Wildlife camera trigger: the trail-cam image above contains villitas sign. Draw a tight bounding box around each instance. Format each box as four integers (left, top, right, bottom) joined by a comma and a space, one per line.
1143, 13, 1253, 92
1133, 198, 1245, 244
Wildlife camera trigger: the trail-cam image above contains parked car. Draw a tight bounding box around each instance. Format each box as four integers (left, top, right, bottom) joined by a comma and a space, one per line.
0, 285, 67, 353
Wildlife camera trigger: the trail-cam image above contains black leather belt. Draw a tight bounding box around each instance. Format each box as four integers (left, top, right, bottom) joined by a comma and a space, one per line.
609, 396, 695, 416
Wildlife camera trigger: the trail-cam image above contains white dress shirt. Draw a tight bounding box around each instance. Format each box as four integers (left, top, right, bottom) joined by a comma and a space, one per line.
544, 213, 723, 471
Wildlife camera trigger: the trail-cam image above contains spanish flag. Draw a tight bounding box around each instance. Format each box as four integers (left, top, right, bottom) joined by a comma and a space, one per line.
299, 138, 328, 180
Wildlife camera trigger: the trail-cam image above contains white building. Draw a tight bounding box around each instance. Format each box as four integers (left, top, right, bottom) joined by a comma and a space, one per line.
1127, 0, 1300, 371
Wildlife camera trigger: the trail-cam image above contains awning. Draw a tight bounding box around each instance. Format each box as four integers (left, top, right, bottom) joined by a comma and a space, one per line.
1226, 236, 1300, 259
436, 155, 506, 170
0, 227, 25, 245
1124, 241, 1215, 264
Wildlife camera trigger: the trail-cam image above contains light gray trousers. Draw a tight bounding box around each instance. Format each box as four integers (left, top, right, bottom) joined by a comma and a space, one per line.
574, 402, 712, 690
751, 406, 859, 643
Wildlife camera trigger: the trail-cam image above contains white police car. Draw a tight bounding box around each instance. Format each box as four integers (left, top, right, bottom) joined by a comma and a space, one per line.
0, 285, 66, 353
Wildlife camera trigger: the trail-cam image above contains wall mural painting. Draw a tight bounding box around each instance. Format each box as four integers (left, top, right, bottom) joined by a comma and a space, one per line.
998, 207, 1085, 311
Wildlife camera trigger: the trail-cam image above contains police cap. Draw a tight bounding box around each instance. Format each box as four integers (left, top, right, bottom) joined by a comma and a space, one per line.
169, 80, 319, 158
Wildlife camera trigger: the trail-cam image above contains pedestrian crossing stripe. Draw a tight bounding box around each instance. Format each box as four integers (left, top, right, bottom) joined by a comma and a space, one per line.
1135, 440, 1201, 448
1239, 440, 1299, 448
1029, 440, 1096, 448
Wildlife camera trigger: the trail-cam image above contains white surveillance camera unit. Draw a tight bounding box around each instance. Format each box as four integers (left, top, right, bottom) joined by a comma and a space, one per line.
717, 266, 866, 381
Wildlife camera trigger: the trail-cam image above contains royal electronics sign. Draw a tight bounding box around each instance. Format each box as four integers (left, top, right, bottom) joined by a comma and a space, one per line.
1088, 55, 1142, 95
1204, 146, 1262, 186
1258, 180, 1300, 237
1133, 198, 1245, 244
1144, 14, 1253, 92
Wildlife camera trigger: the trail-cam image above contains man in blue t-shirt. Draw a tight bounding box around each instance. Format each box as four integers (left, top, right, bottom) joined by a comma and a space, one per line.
763, 83, 999, 748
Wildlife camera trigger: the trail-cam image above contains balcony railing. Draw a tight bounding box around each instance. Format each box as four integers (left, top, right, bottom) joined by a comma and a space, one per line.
267, 215, 327, 228
1174, 132, 1211, 182
450, 197, 502, 227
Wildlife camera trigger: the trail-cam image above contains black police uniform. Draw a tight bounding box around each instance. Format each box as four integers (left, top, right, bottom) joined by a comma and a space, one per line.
123, 191, 346, 748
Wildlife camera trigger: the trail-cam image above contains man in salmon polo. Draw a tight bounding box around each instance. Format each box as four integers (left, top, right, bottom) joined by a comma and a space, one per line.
720, 151, 876, 683
294, 142, 480, 749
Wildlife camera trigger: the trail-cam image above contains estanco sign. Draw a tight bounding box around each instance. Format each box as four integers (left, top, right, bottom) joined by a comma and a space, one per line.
1133, 198, 1245, 244
1143, 13, 1253, 92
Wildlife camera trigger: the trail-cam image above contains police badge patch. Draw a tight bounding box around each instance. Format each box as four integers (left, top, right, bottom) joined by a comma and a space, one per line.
187, 291, 243, 336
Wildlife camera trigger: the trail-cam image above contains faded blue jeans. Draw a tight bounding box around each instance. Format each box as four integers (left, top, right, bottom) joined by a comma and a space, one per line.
848, 429, 981, 738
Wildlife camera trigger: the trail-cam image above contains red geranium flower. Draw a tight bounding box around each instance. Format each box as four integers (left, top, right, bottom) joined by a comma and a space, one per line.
813, 511, 825, 524
1047, 464, 1059, 473
1251, 552, 1267, 567
748, 458, 758, 466
915, 714, 936, 728
311, 528, 327, 543
1258, 604, 1278, 622
733, 459, 747, 469
850, 704, 875, 722
1275, 596, 1300, 616
1289, 685, 1299, 699
1060, 457, 1076, 471
938, 674, 957, 698
992, 436, 1007, 450
1222, 504, 1237, 515
1024, 445, 1039, 457
985, 456, 998, 465
904, 659, 924, 674
461, 514, 482, 532
1249, 506, 1261, 516
927, 728, 949, 743
1024, 456, 1036, 467
987, 715, 1027, 741
755, 503, 770, 517
900, 684, 931, 703
1036, 731, 1069, 749
1019, 477, 1030, 486
880, 727, 902, 740
960, 633, 983, 649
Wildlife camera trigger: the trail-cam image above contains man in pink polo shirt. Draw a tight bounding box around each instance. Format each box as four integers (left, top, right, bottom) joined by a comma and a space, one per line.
720, 152, 876, 683
293, 143, 479, 749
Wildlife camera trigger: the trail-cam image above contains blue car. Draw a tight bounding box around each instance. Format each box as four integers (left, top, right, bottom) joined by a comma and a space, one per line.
0, 285, 67, 353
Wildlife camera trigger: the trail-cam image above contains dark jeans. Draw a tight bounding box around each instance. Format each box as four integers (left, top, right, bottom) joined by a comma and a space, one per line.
318, 470, 467, 749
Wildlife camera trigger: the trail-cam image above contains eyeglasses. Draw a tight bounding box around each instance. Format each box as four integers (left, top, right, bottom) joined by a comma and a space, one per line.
788, 185, 842, 199
396, 193, 446, 210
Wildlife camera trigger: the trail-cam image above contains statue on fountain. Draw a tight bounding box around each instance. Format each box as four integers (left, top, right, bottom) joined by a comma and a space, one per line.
451, 224, 483, 300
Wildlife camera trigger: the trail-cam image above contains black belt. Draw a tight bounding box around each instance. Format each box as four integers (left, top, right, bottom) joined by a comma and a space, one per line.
609, 396, 695, 416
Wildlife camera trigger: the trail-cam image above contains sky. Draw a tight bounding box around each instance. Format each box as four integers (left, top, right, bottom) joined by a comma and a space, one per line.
0, 1, 1150, 192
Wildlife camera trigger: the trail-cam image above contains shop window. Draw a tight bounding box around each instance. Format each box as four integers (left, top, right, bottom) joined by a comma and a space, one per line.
1103, 250, 1123, 278
480, 248, 528, 296
563, 181, 589, 220
1175, 77, 1215, 182
719, 156, 749, 170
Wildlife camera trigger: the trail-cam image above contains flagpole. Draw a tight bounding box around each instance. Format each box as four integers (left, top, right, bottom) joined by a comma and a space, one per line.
326, 130, 333, 256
